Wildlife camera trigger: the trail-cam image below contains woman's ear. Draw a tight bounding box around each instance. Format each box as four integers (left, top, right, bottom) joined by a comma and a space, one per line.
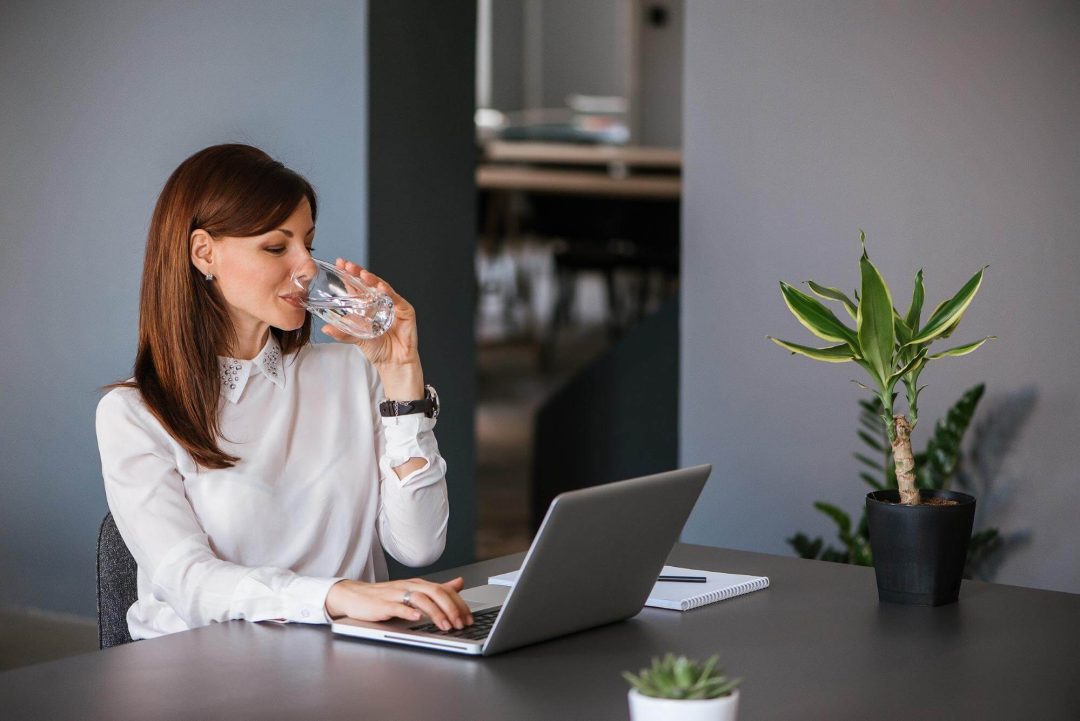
190, 229, 215, 277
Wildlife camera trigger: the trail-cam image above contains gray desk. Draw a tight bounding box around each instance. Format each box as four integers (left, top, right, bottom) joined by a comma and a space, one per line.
3, 544, 1078, 720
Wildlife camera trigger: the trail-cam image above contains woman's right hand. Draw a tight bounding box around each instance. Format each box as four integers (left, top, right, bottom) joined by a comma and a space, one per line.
324, 577, 474, 631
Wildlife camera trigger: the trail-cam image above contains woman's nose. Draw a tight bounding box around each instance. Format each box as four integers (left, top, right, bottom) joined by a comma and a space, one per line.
291, 257, 317, 288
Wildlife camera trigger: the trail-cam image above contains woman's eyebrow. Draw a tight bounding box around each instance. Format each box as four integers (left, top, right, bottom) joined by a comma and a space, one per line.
272, 226, 316, 238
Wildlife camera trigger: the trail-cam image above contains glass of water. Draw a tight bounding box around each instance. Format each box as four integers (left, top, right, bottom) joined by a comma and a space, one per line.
289, 258, 394, 339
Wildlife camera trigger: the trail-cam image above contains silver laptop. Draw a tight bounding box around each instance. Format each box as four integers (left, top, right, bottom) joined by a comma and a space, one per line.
331, 465, 711, 656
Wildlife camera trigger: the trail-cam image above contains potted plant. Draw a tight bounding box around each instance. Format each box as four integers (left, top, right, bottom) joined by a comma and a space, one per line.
788, 384, 1010, 581
768, 232, 992, 605
623, 654, 741, 721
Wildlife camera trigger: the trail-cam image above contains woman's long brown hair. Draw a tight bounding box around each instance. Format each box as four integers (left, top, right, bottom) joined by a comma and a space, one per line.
113, 144, 316, 469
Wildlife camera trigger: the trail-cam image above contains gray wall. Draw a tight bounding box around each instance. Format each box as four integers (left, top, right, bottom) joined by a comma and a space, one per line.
535, 0, 629, 109
489, 0, 525, 112
486, 0, 682, 146
0, 0, 368, 616
680, 1, 1080, 593
367, 2, 477, 574
639, 0, 683, 147
488, 0, 628, 112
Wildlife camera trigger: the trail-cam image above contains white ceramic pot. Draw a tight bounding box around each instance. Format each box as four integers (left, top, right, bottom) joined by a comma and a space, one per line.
627, 688, 739, 721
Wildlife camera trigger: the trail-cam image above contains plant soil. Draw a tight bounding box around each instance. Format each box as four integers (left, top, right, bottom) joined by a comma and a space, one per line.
881, 496, 959, 507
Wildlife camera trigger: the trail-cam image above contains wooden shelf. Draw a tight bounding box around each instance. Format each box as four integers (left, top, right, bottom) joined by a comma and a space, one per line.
476, 165, 681, 200
483, 141, 681, 169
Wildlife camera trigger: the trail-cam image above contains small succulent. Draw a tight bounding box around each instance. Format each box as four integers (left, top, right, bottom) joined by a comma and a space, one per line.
623, 654, 741, 700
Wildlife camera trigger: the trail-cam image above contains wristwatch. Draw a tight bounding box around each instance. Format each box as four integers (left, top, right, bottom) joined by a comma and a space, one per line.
379, 384, 440, 419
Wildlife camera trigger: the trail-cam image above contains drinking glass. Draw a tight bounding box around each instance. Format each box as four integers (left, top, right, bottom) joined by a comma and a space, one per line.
289, 258, 394, 339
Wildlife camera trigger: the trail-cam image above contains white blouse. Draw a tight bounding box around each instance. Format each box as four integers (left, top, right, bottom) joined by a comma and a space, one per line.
95, 335, 448, 640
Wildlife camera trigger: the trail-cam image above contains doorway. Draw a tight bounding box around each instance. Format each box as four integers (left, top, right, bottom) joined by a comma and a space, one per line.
473, 0, 685, 559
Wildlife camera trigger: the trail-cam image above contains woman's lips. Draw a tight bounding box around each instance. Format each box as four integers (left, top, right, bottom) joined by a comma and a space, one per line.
279, 292, 307, 309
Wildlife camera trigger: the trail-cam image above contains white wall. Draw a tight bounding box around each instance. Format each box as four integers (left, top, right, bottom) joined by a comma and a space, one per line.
0, 0, 367, 616
680, 1, 1080, 593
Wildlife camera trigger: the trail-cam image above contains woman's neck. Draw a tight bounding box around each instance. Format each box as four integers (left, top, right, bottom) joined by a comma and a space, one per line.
228, 324, 271, 360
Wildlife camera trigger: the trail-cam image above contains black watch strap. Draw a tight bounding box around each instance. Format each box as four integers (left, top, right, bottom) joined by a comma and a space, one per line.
379, 384, 439, 419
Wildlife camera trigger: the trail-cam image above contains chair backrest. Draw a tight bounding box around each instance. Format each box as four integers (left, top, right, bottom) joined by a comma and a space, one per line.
96, 512, 138, 649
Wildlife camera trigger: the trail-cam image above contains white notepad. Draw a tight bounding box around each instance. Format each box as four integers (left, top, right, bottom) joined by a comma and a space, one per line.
487, 564, 769, 612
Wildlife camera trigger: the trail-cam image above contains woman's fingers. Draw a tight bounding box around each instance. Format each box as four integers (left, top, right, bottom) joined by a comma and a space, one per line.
320, 324, 350, 342
400, 580, 472, 630
337, 258, 378, 287
330, 579, 473, 630
441, 577, 474, 623
404, 591, 456, 631
422, 587, 469, 630
336, 258, 410, 309
388, 601, 423, 623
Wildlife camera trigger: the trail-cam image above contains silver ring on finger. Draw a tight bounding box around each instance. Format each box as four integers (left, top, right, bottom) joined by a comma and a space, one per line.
402, 590, 413, 608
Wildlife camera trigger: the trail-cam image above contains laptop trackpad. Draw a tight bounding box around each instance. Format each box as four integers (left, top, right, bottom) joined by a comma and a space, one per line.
460, 584, 510, 611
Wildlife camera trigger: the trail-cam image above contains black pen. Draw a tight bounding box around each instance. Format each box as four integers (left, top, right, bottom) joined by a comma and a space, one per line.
657, 575, 707, 583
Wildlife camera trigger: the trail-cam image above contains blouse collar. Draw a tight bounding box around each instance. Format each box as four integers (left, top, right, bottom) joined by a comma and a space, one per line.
218, 334, 284, 404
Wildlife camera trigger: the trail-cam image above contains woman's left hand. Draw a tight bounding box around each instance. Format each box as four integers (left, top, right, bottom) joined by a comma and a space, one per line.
323, 260, 425, 473
321, 258, 421, 371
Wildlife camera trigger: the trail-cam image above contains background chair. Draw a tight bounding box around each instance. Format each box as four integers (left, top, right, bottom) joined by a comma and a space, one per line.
96, 512, 137, 649
527, 193, 680, 367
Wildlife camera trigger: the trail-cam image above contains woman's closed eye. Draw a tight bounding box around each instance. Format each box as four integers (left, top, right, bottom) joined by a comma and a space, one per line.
264, 246, 314, 255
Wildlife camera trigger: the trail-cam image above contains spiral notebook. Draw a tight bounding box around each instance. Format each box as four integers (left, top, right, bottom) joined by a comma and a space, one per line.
488, 564, 769, 612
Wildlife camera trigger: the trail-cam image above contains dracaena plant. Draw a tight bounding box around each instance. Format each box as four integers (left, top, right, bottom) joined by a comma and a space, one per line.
768, 232, 992, 505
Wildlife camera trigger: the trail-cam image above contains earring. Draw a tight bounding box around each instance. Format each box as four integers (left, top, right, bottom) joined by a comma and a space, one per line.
205, 272, 214, 281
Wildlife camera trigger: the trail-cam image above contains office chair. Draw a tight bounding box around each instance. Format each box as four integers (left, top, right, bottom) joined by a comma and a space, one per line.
96, 512, 138, 649
527, 194, 680, 367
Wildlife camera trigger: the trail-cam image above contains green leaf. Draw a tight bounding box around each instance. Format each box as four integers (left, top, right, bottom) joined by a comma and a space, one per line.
814, 501, 852, 536
850, 534, 874, 566
893, 310, 912, 346
674, 659, 695, 688
889, 349, 928, 386
904, 269, 925, 332
856, 247, 896, 388
779, 282, 859, 347
854, 452, 883, 471
768, 337, 856, 363
919, 300, 964, 341
859, 416, 882, 434
921, 384, 985, 489
965, 528, 1004, 579
698, 656, 720, 685
857, 430, 885, 452
938, 312, 963, 339
926, 337, 995, 360
906, 267, 986, 346
859, 472, 884, 490
851, 358, 884, 393
787, 532, 824, 560
858, 398, 878, 413
806, 280, 858, 320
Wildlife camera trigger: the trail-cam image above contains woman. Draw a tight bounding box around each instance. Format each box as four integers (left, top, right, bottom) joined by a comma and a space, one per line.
96, 144, 472, 640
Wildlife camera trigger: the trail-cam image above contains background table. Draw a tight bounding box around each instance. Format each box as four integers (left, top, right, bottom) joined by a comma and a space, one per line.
3, 543, 1078, 720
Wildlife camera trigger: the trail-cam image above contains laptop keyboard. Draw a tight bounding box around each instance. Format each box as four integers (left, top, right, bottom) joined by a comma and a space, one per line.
409, 606, 501, 641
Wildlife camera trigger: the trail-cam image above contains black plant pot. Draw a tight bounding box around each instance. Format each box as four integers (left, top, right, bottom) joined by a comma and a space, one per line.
865, 489, 976, 606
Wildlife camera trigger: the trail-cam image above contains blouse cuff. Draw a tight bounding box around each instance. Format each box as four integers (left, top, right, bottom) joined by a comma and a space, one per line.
286, 575, 346, 624
380, 414, 437, 469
